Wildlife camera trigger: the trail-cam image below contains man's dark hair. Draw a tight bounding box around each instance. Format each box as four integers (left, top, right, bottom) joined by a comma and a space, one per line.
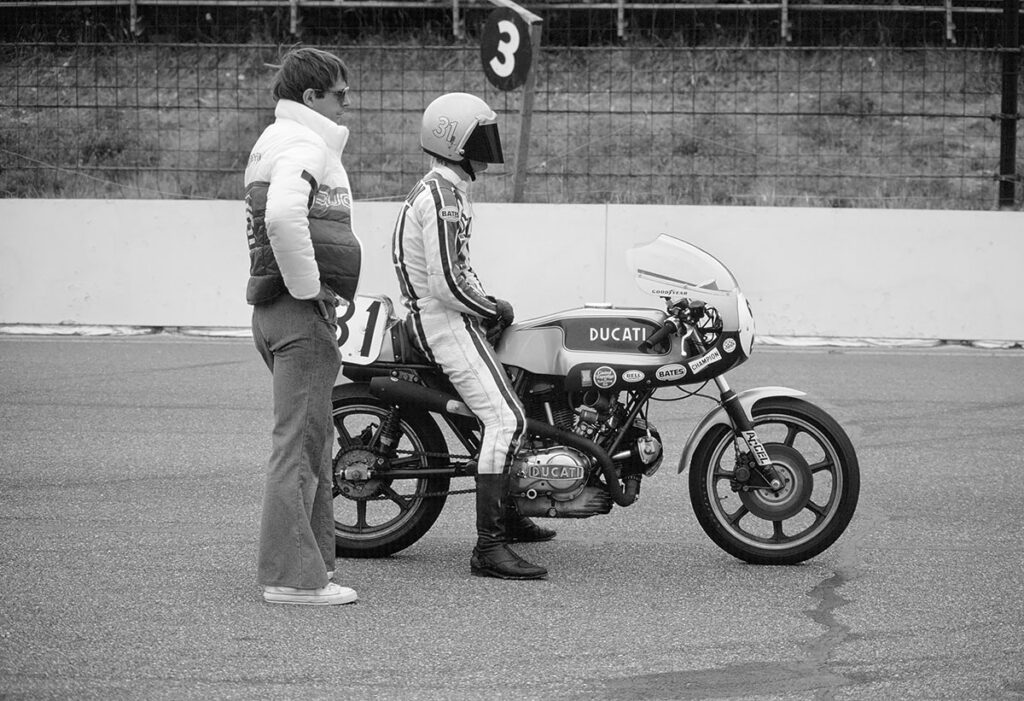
271, 47, 349, 103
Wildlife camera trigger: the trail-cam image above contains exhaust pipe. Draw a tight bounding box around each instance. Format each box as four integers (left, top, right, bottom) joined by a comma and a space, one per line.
368, 376, 639, 507
369, 376, 475, 417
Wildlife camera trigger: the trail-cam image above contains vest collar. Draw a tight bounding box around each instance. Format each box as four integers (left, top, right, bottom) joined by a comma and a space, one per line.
275, 99, 350, 155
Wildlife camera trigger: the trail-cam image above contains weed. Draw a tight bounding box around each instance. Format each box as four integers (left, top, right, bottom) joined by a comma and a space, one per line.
0, 42, 1014, 208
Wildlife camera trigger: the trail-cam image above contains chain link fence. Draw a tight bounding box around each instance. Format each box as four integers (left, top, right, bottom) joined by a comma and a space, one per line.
0, 1, 1020, 208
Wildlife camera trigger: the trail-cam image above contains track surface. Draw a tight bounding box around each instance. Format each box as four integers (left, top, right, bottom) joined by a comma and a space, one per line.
1, 336, 1022, 700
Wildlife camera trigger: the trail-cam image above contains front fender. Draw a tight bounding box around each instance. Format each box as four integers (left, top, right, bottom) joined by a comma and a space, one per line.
677, 386, 806, 474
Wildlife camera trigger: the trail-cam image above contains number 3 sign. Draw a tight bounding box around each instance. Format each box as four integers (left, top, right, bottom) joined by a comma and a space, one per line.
480, 7, 532, 91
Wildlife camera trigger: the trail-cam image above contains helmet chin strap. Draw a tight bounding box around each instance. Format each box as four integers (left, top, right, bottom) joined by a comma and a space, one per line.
460, 159, 477, 181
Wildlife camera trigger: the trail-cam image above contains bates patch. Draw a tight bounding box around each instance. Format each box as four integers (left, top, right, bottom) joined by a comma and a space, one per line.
439, 206, 460, 221
655, 363, 687, 382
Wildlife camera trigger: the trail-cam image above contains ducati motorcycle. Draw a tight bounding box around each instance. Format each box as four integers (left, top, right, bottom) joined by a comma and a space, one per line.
330, 234, 859, 565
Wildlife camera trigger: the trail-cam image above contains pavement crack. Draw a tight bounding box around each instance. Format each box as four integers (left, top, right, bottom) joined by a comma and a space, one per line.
800, 569, 855, 699
797, 505, 891, 699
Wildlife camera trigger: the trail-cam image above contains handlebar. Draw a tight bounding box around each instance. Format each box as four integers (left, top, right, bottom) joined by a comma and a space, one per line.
638, 318, 679, 352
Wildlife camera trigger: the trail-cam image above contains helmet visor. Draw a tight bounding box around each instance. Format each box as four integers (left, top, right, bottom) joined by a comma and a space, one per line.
462, 122, 504, 164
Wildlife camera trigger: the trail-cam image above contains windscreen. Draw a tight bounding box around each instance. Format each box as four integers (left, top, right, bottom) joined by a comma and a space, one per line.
626, 235, 739, 304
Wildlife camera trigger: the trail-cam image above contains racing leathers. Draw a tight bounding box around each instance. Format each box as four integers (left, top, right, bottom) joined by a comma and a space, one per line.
391, 164, 526, 476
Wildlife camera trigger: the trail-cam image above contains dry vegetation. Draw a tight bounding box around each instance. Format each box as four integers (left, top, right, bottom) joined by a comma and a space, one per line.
0, 41, 1015, 208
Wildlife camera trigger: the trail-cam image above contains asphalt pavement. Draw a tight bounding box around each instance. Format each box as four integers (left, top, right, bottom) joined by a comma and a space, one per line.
1, 335, 1022, 700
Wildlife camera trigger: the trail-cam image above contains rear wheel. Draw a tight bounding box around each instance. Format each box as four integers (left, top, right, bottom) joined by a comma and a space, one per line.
689, 397, 859, 565
331, 384, 451, 558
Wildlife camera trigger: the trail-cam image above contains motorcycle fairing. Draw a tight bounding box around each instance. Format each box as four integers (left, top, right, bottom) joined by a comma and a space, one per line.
627, 235, 756, 359
626, 235, 739, 301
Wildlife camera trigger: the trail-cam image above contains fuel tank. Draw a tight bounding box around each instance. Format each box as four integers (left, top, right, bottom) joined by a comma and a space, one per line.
495, 305, 682, 392
496, 303, 748, 392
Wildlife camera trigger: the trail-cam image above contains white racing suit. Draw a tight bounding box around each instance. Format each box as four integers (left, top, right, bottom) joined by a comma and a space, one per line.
392, 165, 526, 475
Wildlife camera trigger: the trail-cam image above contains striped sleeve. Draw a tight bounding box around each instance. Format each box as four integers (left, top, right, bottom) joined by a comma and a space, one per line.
421, 179, 498, 318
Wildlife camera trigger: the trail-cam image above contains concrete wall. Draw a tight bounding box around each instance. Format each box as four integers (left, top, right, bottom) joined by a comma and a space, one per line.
1, 199, 1021, 340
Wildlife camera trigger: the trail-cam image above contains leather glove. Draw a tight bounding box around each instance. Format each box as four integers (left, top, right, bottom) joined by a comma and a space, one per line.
491, 298, 514, 326
485, 320, 505, 347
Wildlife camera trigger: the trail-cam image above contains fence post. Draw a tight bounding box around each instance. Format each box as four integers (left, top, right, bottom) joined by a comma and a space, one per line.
997, 0, 1020, 209
512, 19, 542, 203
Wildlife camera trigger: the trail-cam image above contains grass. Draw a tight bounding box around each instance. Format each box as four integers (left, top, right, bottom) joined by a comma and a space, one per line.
0, 40, 1018, 208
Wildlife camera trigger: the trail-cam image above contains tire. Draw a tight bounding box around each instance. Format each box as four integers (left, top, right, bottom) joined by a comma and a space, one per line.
688, 397, 859, 565
331, 383, 451, 558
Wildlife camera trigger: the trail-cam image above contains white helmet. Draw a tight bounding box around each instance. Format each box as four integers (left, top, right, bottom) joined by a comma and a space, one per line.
420, 92, 504, 178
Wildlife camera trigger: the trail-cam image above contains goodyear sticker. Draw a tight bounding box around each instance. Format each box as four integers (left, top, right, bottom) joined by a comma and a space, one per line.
593, 366, 617, 389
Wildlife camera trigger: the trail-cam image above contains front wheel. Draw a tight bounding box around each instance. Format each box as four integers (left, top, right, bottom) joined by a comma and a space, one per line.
689, 397, 859, 565
331, 384, 451, 558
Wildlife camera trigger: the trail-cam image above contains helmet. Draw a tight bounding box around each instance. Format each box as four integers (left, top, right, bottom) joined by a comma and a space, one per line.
420, 93, 504, 174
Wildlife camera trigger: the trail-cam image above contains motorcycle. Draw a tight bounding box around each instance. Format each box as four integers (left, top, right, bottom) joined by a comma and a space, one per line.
330, 234, 859, 565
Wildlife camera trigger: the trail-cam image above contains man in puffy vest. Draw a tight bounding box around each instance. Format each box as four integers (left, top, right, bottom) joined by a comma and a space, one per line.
244, 47, 361, 605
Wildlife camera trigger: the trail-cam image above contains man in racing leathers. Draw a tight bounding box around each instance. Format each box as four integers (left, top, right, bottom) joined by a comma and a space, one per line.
391, 92, 554, 580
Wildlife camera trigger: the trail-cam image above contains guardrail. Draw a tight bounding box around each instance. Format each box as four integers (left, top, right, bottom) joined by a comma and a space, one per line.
1, 0, 1016, 41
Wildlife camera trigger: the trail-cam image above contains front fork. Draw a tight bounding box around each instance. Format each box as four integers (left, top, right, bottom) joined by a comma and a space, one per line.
714, 375, 785, 491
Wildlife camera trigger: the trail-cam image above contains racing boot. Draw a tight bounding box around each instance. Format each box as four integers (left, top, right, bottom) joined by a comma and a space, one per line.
471, 474, 547, 580
504, 503, 557, 543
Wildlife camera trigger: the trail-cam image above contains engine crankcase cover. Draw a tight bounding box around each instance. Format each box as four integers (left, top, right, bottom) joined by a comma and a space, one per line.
511, 446, 590, 502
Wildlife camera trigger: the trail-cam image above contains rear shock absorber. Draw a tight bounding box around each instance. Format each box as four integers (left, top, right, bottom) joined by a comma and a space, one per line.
374, 408, 402, 458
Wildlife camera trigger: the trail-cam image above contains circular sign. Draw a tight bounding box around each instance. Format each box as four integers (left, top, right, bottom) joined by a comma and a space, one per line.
593, 366, 617, 389
480, 8, 532, 91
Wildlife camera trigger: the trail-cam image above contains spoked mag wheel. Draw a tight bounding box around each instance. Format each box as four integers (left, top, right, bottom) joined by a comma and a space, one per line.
331, 385, 450, 558
689, 397, 859, 565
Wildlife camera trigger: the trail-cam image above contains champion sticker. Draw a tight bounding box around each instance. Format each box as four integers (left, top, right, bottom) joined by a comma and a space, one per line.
655, 363, 687, 381
622, 369, 645, 383
688, 348, 722, 374
722, 338, 737, 354
593, 366, 617, 389
439, 206, 460, 222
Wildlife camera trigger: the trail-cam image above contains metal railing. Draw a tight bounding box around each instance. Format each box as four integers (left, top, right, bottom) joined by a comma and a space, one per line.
1, 0, 1020, 208
0, 0, 1017, 40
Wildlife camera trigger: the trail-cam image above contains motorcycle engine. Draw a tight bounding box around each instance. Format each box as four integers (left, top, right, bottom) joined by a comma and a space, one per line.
511, 445, 589, 501
510, 445, 613, 518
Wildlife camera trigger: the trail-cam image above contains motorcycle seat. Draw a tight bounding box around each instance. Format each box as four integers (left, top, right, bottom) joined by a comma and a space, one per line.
392, 316, 432, 365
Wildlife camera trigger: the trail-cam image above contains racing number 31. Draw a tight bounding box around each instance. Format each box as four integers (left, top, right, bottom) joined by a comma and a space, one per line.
480, 8, 532, 92
336, 296, 389, 365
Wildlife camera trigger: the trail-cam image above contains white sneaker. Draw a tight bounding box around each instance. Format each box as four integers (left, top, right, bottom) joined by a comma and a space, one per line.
262, 582, 358, 606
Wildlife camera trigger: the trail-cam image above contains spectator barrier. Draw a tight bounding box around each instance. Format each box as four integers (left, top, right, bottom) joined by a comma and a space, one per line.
0, 199, 1020, 342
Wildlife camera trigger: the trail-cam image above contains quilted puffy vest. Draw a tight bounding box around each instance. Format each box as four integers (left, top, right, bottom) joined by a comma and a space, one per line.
244, 100, 362, 305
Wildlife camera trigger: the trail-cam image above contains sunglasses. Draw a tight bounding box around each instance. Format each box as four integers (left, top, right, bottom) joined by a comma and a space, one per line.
317, 87, 350, 106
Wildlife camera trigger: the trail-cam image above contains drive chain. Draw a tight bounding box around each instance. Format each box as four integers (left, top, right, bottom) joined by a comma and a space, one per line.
336, 447, 476, 500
